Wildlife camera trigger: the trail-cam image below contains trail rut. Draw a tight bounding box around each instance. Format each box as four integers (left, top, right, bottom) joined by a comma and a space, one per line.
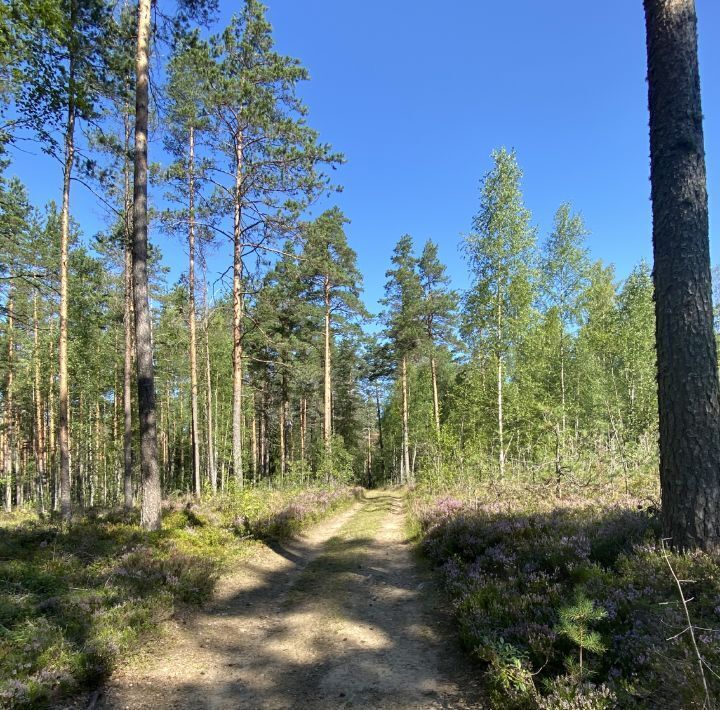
92, 490, 484, 709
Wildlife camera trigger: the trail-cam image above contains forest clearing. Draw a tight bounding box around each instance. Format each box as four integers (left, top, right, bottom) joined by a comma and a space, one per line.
1, 0, 720, 707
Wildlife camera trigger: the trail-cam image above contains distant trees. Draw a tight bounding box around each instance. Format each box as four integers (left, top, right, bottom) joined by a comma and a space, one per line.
644, 0, 720, 550
463, 149, 536, 479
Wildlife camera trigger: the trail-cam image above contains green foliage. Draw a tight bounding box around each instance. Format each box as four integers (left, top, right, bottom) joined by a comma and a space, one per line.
558, 595, 608, 678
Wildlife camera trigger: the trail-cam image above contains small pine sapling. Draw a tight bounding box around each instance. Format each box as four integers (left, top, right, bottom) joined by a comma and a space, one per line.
558, 595, 607, 679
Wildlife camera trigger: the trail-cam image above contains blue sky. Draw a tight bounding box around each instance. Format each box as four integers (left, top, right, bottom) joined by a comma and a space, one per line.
7, 0, 720, 316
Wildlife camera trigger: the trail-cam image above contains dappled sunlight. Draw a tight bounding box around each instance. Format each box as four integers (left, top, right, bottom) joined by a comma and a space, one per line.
97, 491, 485, 709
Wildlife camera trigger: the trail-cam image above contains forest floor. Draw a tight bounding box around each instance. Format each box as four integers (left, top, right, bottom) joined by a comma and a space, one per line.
71, 489, 484, 709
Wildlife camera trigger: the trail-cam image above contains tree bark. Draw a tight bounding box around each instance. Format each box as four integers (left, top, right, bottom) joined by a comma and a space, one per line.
58, 47, 76, 520
33, 296, 46, 514
187, 126, 201, 499
4, 290, 13, 512
232, 130, 244, 487
204, 298, 217, 493
133, 0, 161, 530
323, 275, 332, 450
123, 115, 134, 510
401, 355, 410, 484
644, 0, 720, 549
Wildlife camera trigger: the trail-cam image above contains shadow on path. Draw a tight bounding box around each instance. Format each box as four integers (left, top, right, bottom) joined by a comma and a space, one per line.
95, 490, 485, 709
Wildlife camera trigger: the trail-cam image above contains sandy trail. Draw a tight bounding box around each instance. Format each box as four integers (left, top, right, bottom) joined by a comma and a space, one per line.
93, 490, 484, 709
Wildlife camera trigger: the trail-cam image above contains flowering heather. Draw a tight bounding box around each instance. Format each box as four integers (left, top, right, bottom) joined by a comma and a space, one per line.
412, 488, 720, 708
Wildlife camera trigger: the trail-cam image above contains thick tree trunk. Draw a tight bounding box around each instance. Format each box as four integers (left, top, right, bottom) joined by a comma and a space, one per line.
123, 116, 134, 510
59, 66, 75, 520
645, 0, 720, 550
323, 276, 332, 450
187, 126, 201, 499
401, 355, 410, 484
133, 0, 161, 530
232, 131, 244, 487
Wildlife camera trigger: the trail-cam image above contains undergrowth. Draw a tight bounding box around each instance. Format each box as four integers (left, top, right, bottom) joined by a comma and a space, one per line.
410, 482, 720, 709
0, 485, 359, 708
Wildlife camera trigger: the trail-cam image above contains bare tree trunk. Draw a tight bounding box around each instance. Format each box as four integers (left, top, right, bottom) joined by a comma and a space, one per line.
232, 131, 244, 487
187, 126, 201, 499
59, 48, 76, 520
251, 393, 258, 485
430, 355, 441, 436
497, 353, 505, 479
4, 290, 13, 512
204, 299, 217, 493
299, 396, 306, 469
323, 276, 332, 450
33, 296, 46, 514
133, 0, 161, 530
279, 401, 286, 482
645, 0, 720, 550
374, 387, 385, 479
401, 355, 410, 484
48, 327, 56, 510
123, 116, 134, 510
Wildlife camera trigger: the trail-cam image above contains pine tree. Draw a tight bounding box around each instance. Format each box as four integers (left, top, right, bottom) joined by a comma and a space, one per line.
207, 1, 341, 486
381, 235, 423, 483
300, 208, 365, 457
644, 0, 720, 549
417, 239, 456, 437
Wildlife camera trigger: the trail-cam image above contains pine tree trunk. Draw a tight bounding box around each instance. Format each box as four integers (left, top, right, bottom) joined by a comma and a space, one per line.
187, 126, 201, 499
251, 393, 258, 485
34, 296, 46, 514
58, 53, 76, 520
3, 291, 13, 512
204, 304, 217, 493
644, 0, 720, 549
279, 401, 286, 482
375, 387, 385, 478
48, 328, 56, 510
133, 0, 161, 530
232, 131, 244, 487
299, 396, 306, 469
123, 115, 134, 510
323, 276, 332, 450
401, 355, 411, 484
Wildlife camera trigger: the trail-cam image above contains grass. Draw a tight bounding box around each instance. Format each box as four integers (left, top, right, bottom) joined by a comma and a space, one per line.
409, 481, 720, 709
0, 485, 359, 708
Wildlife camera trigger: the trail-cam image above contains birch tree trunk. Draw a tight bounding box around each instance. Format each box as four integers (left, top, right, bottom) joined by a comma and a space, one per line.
133, 0, 161, 530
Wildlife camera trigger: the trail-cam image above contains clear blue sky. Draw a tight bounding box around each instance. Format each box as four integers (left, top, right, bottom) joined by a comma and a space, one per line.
7, 0, 720, 316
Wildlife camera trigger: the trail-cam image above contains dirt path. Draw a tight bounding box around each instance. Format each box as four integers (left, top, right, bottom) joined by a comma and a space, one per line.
94, 490, 484, 709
